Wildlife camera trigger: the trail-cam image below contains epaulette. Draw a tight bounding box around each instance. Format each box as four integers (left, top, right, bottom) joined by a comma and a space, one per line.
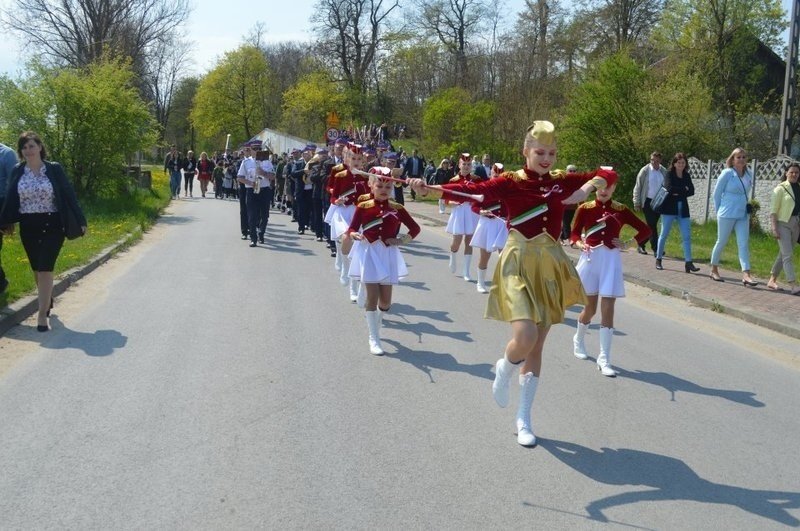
358, 199, 375, 209
579, 200, 596, 209
356, 193, 372, 203
448, 175, 461, 183
332, 163, 344, 173
388, 199, 404, 210
508, 169, 527, 182
550, 169, 566, 179
610, 200, 626, 211
334, 168, 348, 179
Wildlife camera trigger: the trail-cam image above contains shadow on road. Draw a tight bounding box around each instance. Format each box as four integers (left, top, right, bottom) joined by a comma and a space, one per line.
537, 439, 799, 527
381, 338, 493, 383
384, 317, 472, 343
30, 316, 127, 357
615, 367, 765, 407
397, 281, 431, 292
158, 215, 195, 225
389, 302, 452, 323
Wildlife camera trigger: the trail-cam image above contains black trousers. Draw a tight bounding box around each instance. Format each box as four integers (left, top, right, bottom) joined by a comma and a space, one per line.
238, 184, 248, 236
643, 198, 661, 252
561, 208, 576, 241
247, 188, 270, 242
393, 184, 405, 205
311, 198, 325, 238
295, 188, 312, 230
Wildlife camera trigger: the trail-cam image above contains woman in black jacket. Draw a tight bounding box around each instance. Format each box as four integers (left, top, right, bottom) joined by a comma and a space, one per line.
655, 152, 700, 273
0, 131, 87, 331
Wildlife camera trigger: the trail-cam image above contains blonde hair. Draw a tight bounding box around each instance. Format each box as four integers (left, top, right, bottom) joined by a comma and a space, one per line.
524, 121, 556, 149
725, 147, 746, 168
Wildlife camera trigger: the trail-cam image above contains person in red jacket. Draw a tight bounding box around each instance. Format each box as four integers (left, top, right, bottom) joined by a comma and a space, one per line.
445, 153, 485, 282
196, 152, 215, 198
344, 166, 421, 355
469, 163, 508, 293
410, 120, 612, 447
569, 172, 651, 376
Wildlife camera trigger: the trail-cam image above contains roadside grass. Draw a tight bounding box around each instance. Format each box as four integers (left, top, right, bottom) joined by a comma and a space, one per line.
0, 165, 170, 306
621, 218, 794, 280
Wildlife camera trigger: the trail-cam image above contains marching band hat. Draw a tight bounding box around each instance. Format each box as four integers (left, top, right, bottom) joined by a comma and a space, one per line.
315, 147, 329, 155
376, 141, 389, 149
596, 167, 618, 187
363, 146, 376, 155
303, 144, 317, 152
368, 166, 392, 177
382, 151, 398, 160
492, 163, 504, 172
459, 152, 471, 162
290, 147, 301, 154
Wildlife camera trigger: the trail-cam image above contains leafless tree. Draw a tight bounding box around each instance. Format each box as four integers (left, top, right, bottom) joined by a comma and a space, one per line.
312, 0, 400, 96
142, 37, 192, 135
2, 0, 191, 69
579, 0, 663, 56
414, 0, 489, 85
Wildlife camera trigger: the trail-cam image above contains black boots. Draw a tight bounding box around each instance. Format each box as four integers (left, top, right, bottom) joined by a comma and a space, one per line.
655, 259, 663, 270
685, 261, 700, 273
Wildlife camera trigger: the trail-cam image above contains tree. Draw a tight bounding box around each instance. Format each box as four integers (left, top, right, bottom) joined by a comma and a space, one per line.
142, 38, 193, 136
578, 0, 665, 58
312, 0, 400, 116
281, 71, 350, 141
414, 0, 488, 85
190, 45, 276, 149
2, 0, 191, 71
0, 58, 159, 196
163, 77, 199, 151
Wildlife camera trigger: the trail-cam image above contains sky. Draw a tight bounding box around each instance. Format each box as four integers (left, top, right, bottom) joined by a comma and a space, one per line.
0, 0, 796, 78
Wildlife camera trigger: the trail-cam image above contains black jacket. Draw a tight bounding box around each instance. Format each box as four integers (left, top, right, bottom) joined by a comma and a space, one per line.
0, 161, 87, 229
660, 169, 695, 218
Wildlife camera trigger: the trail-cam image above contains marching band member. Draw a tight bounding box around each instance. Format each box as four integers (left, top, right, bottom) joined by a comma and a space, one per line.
325, 143, 369, 300
569, 174, 651, 376
343, 167, 421, 355
469, 163, 508, 293
446, 153, 485, 282
411, 121, 612, 447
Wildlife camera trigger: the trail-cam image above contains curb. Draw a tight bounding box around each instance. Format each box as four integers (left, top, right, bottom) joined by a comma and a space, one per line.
407, 202, 800, 340
0, 228, 143, 337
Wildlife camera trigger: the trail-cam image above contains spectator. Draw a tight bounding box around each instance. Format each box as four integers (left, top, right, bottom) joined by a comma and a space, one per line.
632, 152, 666, 255
709, 147, 758, 286
766, 163, 800, 294
655, 153, 700, 273
0, 141, 17, 293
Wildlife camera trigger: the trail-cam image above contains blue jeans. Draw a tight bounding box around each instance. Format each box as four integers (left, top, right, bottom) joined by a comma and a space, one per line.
169, 170, 181, 197
711, 216, 751, 271
656, 202, 692, 261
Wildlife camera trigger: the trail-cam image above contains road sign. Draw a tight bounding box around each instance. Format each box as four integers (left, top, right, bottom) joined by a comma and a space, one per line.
326, 127, 338, 141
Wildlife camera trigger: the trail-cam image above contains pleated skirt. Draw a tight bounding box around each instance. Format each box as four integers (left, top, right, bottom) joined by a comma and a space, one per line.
348, 240, 408, 284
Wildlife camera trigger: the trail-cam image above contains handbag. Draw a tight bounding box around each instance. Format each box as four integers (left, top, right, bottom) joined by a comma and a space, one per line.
737, 173, 752, 215
650, 185, 668, 214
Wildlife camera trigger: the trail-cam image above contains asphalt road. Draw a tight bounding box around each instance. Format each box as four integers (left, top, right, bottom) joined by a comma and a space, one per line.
0, 195, 798, 530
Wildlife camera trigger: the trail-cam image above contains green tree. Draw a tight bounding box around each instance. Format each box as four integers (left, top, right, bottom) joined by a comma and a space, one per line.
280, 71, 350, 141
0, 58, 158, 196
421, 87, 471, 155
191, 45, 276, 148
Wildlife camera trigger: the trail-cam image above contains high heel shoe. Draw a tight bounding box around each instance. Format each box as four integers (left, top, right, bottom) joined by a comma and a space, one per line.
742, 278, 759, 287
46, 297, 53, 317
710, 273, 724, 282
685, 261, 700, 273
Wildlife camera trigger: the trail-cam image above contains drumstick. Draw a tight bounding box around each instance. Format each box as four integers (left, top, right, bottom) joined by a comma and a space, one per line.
351, 169, 484, 202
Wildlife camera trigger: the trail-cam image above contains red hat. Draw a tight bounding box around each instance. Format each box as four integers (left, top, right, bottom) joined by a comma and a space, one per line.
368, 166, 392, 178
596, 167, 618, 188
459, 153, 471, 162
349, 143, 363, 155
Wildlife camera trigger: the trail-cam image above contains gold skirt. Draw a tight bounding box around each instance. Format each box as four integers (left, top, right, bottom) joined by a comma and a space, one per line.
485, 230, 587, 326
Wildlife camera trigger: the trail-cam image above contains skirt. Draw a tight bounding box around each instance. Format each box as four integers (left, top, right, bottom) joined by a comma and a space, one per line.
446, 203, 479, 235
470, 216, 509, 252
485, 230, 586, 326
324, 204, 356, 239
348, 239, 408, 284
575, 245, 625, 298
19, 213, 65, 272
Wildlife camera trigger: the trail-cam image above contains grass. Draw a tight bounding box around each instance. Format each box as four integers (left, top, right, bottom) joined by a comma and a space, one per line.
0, 165, 171, 307
620, 217, 795, 280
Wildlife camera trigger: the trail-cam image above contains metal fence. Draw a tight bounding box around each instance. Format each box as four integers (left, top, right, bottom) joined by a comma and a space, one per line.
685, 154, 796, 229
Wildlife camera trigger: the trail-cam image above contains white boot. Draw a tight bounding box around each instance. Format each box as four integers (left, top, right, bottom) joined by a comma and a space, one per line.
356, 281, 366, 307
476, 268, 489, 293
597, 327, 617, 377
573, 321, 589, 360
516, 372, 538, 447
334, 241, 343, 271
340, 256, 350, 286
365, 311, 384, 355
350, 279, 360, 302
438, 199, 446, 214
449, 251, 457, 273
463, 254, 473, 281
492, 355, 519, 408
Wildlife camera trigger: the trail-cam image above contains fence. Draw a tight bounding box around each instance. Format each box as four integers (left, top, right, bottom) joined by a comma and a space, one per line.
685, 154, 796, 229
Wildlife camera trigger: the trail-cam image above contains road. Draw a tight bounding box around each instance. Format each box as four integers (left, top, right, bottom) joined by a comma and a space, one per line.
0, 196, 798, 529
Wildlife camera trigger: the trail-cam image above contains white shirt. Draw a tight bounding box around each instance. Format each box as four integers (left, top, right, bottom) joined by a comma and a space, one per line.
258, 160, 275, 188
647, 165, 664, 199
237, 157, 258, 188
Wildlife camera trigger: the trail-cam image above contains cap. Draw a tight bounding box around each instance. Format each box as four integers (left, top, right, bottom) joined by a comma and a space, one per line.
315, 147, 329, 155
459, 153, 471, 162
492, 163, 504, 172
596, 167, 618, 188
368, 166, 392, 177
376, 141, 389, 149
382, 152, 398, 160
247, 140, 263, 149
290, 147, 301, 154
303, 144, 317, 152
363, 146, 376, 155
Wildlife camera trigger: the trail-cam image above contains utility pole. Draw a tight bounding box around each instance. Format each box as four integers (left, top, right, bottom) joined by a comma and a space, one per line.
779, 0, 800, 155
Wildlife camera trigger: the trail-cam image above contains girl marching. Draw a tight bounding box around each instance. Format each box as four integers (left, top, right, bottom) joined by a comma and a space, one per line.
469, 163, 509, 293
569, 174, 651, 376
325, 143, 369, 301
343, 167, 421, 355
410, 121, 613, 447
446, 153, 485, 281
